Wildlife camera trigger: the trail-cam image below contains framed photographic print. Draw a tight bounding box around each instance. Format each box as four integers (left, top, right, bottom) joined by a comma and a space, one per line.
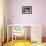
22, 6, 32, 14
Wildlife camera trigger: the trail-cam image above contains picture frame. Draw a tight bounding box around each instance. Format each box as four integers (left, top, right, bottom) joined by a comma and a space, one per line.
22, 6, 32, 14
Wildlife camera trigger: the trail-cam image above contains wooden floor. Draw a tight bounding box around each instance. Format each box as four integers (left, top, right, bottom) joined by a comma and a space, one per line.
3, 40, 46, 46
42, 37, 46, 42
3, 40, 31, 46
2, 37, 46, 46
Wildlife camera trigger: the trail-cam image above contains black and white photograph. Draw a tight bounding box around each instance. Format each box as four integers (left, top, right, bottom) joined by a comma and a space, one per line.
22, 6, 32, 14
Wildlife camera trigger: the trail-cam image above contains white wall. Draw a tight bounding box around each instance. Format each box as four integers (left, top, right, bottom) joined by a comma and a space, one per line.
0, 0, 4, 42
7, 0, 46, 37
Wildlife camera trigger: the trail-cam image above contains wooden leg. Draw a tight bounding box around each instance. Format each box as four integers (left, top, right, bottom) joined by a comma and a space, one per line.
15, 36, 16, 42
12, 30, 13, 43
25, 30, 26, 43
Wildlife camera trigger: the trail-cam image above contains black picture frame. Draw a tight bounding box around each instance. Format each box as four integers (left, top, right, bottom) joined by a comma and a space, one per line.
22, 6, 32, 14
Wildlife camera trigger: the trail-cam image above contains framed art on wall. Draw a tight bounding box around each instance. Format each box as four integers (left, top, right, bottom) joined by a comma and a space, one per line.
22, 6, 32, 14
